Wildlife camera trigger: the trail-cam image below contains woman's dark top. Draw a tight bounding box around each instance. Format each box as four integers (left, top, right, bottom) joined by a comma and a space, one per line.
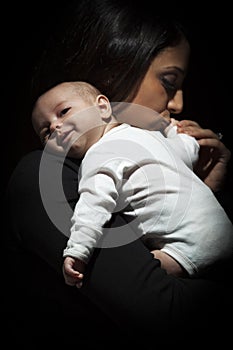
4, 149, 233, 346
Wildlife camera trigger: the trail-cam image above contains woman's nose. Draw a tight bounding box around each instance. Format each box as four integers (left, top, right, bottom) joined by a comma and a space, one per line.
167, 90, 183, 114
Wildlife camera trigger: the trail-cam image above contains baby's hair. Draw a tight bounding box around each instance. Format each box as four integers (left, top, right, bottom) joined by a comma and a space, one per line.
69, 81, 102, 105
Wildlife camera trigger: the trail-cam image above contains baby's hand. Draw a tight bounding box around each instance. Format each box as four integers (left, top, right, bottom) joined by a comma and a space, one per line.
164, 118, 179, 137
63, 256, 86, 288
170, 118, 179, 126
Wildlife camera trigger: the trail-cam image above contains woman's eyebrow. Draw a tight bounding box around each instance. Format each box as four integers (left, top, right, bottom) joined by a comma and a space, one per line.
163, 66, 186, 75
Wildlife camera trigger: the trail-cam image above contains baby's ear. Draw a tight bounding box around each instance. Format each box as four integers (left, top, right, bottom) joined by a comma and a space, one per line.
96, 94, 112, 120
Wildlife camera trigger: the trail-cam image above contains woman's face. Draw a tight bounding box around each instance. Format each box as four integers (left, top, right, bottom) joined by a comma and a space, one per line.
132, 38, 190, 123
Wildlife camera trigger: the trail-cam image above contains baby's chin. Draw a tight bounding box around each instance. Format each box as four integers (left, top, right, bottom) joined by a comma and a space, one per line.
42, 142, 68, 157
43, 139, 85, 160
66, 144, 85, 159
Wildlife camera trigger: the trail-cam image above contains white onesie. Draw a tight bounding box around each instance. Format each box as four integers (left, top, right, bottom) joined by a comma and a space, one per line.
63, 123, 233, 276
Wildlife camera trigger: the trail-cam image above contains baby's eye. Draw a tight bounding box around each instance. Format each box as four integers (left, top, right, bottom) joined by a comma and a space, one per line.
60, 107, 71, 116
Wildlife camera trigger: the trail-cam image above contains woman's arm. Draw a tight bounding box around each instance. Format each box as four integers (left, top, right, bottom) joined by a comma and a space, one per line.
6, 149, 233, 342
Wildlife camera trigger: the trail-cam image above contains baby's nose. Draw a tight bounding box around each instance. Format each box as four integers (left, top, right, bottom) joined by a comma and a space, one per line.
50, 121, 63, 133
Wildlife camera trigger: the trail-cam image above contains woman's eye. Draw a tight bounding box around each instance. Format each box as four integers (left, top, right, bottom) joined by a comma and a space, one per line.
161, 77, 177, 93
60, 107, 71, 116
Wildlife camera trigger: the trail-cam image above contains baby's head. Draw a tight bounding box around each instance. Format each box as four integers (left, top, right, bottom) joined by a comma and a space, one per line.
31, 81, 114, 158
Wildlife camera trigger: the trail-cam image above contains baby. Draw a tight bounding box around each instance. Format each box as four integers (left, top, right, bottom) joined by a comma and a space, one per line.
32, 81, 233, 287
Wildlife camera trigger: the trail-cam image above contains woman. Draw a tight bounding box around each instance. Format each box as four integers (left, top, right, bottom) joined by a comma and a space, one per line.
5, 0, 233, 346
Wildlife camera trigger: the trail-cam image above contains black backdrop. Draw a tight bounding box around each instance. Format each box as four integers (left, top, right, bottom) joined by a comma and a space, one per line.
4, 2, 233, 218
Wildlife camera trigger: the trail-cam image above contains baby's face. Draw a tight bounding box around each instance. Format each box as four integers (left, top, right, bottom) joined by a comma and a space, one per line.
32, 83, 106, 158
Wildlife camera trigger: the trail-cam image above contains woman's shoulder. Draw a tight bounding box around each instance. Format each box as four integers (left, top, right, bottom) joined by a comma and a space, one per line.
8, 149, 43, 182
7, 149, 80, 191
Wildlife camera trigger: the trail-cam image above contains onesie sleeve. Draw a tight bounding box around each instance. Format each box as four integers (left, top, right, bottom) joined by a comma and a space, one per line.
165, 123, 200, 168
63, 167, 119, 262
63, 146, 132, 263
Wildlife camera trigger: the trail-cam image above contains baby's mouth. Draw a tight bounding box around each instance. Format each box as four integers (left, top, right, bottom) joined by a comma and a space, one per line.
57, 129, 74, 147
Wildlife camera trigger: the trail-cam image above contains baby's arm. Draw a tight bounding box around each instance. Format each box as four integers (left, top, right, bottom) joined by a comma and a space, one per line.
63, 256, 86, 288
151, 250, 188, 278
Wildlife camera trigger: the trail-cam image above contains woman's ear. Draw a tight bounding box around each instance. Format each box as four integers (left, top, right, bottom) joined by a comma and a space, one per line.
96, 94, 112, 120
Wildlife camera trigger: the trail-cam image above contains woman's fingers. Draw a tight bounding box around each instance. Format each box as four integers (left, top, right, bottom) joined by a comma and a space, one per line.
177, 120, 222, 141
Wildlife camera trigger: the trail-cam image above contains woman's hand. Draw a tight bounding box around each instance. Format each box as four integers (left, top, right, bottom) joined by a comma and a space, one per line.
177, 120, 231, 192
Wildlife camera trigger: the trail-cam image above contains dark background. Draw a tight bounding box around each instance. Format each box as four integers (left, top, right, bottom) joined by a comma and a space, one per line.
2, 2, 233, 346
3, 2, 233, 218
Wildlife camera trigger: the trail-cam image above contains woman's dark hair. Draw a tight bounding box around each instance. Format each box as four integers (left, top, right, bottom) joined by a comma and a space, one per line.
31, 0, 188, 107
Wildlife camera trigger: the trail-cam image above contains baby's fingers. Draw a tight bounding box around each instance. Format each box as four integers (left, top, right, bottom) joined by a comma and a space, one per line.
63, 271, 78, 286
63, 270, 83, 286
64, 266, 84, 279
62, 264, 84, 286
63, 256, 75, 272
